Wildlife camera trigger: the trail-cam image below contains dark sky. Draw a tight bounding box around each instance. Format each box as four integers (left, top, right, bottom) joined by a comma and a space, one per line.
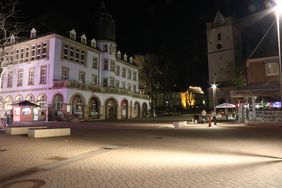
18, 0, 271, 90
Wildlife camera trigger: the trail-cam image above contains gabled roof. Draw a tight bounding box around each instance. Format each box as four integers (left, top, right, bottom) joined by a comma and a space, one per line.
213, 10, 226, 25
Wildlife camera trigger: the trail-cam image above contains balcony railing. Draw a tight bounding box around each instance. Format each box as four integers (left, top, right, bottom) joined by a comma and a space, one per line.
53, 80, 149, 99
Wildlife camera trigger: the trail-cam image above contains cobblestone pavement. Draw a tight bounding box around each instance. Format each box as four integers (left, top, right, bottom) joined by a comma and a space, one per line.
1, 121, 282, 188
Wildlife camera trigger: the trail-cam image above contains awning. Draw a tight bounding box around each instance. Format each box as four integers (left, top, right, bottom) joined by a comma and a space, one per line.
13, 100, 40, 107
216, 103, 236, 109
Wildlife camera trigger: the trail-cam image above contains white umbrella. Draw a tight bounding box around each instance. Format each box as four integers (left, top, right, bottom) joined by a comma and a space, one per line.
216, 103, 236, 109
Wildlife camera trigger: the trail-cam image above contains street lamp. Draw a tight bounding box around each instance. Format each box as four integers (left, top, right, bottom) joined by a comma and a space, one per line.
275, 0, 282, 105
211, 83, 217, 113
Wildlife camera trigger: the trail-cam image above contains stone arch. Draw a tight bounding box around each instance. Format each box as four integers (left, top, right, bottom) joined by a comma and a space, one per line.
120, 99, 129, 119
53, 93, 64, 111
134, 102, 141, 118
15, 95, 23, 103
141, 103, 148, 117
25, 94, 35, 102
105, 97, 118, 119
37, 93, 47, 120
70, 94, 86, 119
88, 95, 101, 119
4, 96, 13, 110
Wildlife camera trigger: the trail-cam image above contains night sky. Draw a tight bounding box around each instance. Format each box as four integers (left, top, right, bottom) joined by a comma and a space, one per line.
18, 0, 271, 90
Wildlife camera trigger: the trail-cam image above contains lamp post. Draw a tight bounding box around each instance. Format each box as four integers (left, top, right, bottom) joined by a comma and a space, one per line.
211, 83, 217, 113
275, 0, 282, 105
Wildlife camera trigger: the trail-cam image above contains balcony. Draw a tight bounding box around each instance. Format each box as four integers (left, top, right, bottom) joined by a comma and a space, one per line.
53, 80, 149, 99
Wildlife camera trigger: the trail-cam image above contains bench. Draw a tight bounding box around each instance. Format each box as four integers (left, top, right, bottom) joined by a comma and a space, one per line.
6, 126, 47, 135
28, 128, 71, 138
173, 121, 187, 128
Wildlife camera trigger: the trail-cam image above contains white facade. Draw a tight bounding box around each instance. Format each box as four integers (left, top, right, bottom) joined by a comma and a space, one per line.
0, 32, 149, 120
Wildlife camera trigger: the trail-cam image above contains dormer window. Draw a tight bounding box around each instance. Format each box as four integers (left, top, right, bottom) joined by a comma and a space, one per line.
81, 34, 87, 44
30, 28, 36, 38
10, 34, 16, 44
123, 54, 127, 61
129, 56, 133, 64
70, 29, 76, 40
91, 39, 96, 48
117, 51, 121, 58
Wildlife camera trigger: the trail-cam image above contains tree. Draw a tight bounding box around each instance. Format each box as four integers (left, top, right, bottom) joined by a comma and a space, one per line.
0, 0, 26, 69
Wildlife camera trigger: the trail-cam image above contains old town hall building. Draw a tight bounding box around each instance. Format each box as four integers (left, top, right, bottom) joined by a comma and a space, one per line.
0, 4, 149, 121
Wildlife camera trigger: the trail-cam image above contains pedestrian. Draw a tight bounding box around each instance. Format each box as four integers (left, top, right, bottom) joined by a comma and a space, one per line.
208, 113, 212, 127
212, 111, 217, 125
201, 109, 207, 123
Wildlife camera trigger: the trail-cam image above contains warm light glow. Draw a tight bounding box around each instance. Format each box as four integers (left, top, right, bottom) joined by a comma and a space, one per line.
211, 83, 217, 90
275, 0, 282, 15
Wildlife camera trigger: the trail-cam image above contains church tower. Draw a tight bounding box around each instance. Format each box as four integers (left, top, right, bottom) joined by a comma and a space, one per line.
206, 11, 242, 107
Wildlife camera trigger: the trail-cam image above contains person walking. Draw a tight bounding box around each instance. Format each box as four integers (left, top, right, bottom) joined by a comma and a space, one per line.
208, 113, 212, 127
201, 109, 207, 123
211, 110, 217, 125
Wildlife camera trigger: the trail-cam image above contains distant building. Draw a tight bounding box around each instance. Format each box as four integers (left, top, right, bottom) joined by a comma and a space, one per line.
0, 4, 149, 121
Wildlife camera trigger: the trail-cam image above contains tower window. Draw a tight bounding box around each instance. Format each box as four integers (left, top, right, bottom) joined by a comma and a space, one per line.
217, 33, 221, 40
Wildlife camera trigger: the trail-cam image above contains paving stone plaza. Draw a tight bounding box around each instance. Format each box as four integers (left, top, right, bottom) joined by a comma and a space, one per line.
1, 120, 282, 188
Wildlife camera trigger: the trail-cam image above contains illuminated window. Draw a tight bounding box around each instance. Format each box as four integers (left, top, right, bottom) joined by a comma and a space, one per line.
40, 66, 47, 84
265, 62, 279, 76
37, 94, 47, 108
17, 69, 23, 86
127, 83, 131, 91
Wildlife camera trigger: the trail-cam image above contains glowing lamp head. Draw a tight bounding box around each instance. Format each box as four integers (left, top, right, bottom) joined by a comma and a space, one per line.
275, 0, 282, 15
211, 83, 217, 90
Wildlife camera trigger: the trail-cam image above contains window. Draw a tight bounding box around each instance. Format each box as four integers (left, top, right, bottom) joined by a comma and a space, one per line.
128, 69, 131, 80
115, 80, 119, 88
70, 47, 74, 61
75, 49, 79, 62
103, 59, 109, 70
217, 33, 221, 40
17, 69, 23, 86
133, 85, 137, 92
7, 71, 13, 88
54, 94, 63, 110
110, 77, 115, 87
103, 44, 108, 52
64, 45, 68, 59
31, 45, 35, 60
42, 42, 47, 58
16, 49, 19, 62
80, 51, 85, 64
28, 68, 34, 85
133, 71, 137, 81
62, 67, 69, 80
121, 81, 125, 89
92, 57, 97, 69
103, 77, 108, 86
127, 83, 131, 91
79, 71, 85, 83
20, 49, 24, 62
40, 66, 47, 84
122, 67, 126, 78
37, 94, 47, 108
26, 95, 35, 102
36, 44, 41, 59
92, 74, 97, 85
116, 65, 120, 76
25, 47, 29, 62
265, 62, 279, 76
110, 60, 115, 72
